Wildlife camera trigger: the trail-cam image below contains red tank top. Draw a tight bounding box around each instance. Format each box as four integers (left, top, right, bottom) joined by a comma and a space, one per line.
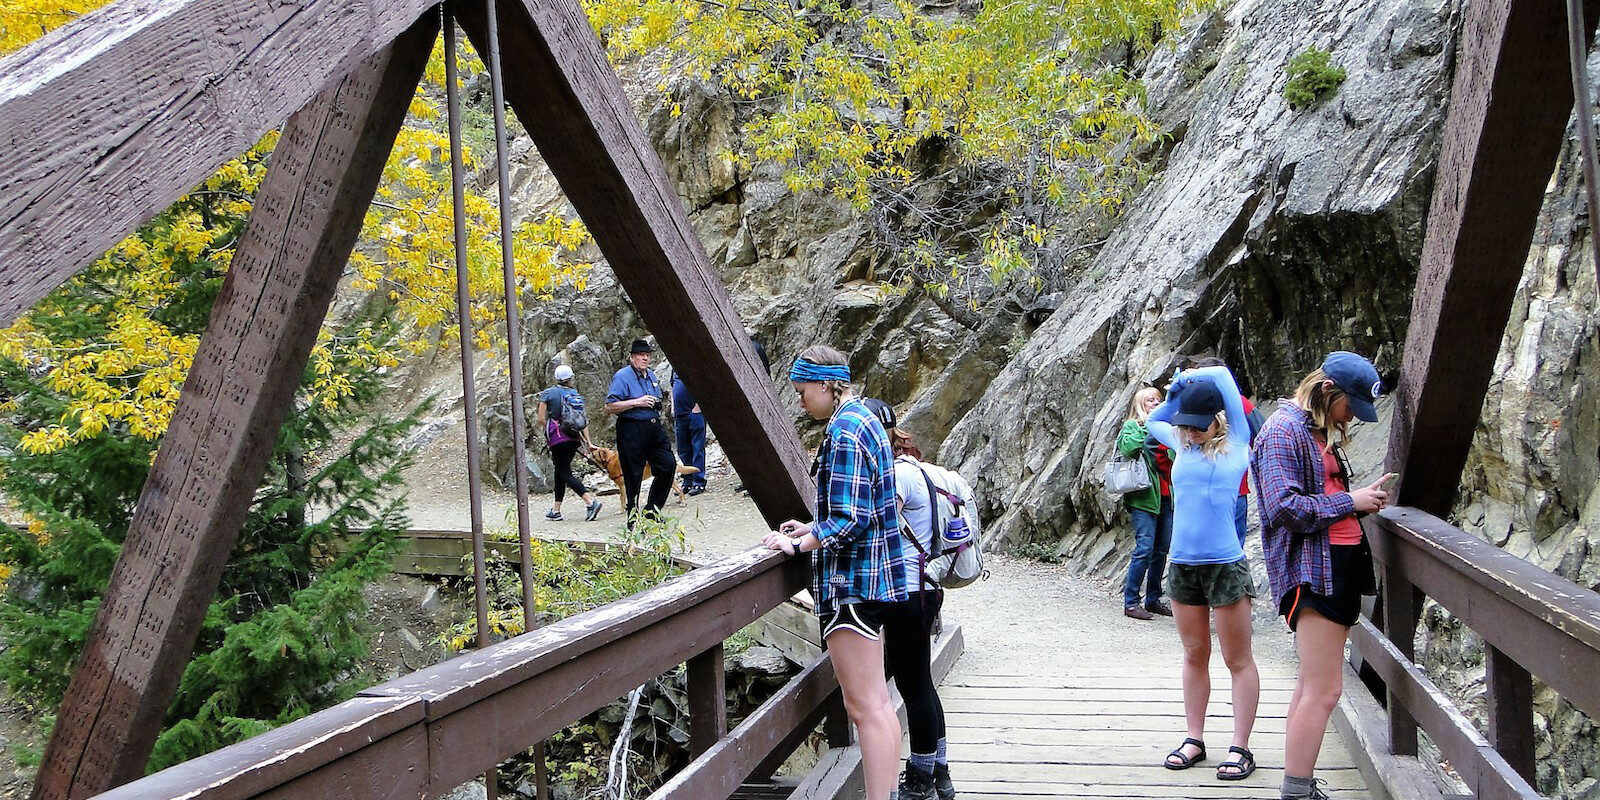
1320, 444, 1362, 545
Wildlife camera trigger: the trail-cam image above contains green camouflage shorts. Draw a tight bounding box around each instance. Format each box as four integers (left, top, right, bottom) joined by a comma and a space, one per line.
1167, 559, 1256, 608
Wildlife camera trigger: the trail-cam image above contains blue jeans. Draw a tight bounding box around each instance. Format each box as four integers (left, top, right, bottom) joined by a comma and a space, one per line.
1124, 496, 1173, 607
674, 412, 706, 489
1234, 494, 1249, 548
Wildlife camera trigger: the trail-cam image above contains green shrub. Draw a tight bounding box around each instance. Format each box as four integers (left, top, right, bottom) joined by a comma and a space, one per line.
1284, 46, 1347, 109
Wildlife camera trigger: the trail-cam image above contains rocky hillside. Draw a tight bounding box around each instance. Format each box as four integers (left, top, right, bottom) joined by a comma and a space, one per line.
365, 0, 1598, 794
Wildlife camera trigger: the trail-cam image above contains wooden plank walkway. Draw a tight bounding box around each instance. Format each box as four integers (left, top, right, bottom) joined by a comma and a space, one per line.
934, 660, 1371, 799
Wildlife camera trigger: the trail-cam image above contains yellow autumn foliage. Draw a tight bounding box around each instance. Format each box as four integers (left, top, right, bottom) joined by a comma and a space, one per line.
0, 5, 594, 455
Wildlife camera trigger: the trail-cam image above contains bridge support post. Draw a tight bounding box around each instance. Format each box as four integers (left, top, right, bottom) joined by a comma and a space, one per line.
822, 690, 853, 748
30, 18, 438, 798
688, 643, 728, 757
1486, 646, 1536, 783
1381, 567, 1422, 757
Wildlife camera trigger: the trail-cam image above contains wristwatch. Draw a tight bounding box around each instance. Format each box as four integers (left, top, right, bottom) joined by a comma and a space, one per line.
789, 536, 804, 552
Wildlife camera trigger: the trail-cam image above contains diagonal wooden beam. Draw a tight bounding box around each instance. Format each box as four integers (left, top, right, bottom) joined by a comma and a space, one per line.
29, 16, 438, 799
454, 0, 813, 526
1386, 0, 1599, 516
0, 0, 441, 327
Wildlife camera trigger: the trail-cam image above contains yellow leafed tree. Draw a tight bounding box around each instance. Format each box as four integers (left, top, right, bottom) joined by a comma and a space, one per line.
0, 4, 593, 455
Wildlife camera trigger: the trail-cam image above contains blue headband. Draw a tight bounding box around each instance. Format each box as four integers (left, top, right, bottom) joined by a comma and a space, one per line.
789, 358, 851, 383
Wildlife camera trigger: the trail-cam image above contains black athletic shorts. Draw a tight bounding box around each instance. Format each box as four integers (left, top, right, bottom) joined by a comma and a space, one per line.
820, 601, 890, 641
1279, 540, 1376, 630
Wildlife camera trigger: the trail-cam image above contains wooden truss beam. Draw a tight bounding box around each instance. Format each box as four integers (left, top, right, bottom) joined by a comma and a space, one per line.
455, 0, 814, 526
1386, 0, 1600, 515
30, 17, 438, 798
0, 0, 438, 326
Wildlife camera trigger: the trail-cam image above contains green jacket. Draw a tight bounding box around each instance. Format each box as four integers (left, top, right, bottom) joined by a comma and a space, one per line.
1115, 419, 1161, 514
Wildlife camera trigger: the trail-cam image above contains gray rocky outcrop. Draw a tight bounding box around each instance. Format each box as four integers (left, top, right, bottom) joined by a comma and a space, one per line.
939, 0, 1454, 558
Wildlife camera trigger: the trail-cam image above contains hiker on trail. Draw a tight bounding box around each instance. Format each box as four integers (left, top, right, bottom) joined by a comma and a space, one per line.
1147, 364, 1261, 782
864, 400, 956, 800
1117, 386, 1173, 620
1252, 352, 1391, 800
605, 339, 676, 520
1187, 356, 1262, 547
536, 364, 601, 522
670, 370, 707, 496
764, 346, 906, 800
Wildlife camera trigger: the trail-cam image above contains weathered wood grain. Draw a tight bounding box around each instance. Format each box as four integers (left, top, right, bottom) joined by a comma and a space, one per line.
0, 0, 443, 326
1385, 0, 1600, 514
1373, 508, 1600, 718
452, 0, 813, 528
30, 19, 438, 798
1352, 623, 1541, 800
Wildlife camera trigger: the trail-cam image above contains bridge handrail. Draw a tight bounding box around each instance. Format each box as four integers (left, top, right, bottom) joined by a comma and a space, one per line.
1354, 506, 1600, 800
93, 546, 811, 800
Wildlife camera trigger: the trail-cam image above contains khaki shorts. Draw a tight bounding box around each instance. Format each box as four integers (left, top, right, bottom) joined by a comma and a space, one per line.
1167, 559, 1256, 608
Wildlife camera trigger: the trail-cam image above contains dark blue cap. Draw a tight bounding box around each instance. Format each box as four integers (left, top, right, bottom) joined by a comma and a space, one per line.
1322, 351, 1382, 422
862, 398, 896, 431
1172, 379, 1225, 429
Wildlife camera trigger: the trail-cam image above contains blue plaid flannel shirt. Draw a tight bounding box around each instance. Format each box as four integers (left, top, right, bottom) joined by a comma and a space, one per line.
809, 398, 907, 615
1250, 402, 1358, 603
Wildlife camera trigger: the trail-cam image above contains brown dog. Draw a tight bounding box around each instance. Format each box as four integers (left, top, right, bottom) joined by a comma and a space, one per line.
587, 445, 702, 504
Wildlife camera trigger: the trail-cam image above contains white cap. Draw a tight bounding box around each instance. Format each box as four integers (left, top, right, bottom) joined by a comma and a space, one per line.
554, 364, 574, 381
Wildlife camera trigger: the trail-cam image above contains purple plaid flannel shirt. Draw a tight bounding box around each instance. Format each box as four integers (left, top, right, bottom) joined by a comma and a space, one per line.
1250, 403, 1357, 603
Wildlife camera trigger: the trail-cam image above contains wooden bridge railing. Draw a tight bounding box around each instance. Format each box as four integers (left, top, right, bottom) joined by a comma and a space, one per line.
90, 547, 831, 800
1353, 506, 1600, 800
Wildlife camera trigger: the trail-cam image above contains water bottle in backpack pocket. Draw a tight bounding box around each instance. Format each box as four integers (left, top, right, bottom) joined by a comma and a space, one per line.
900, 457, 986, 589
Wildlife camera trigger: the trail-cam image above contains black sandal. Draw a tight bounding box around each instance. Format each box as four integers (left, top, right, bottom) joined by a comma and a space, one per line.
1216, 746, 1256, 780
1164, 738, 1206, 770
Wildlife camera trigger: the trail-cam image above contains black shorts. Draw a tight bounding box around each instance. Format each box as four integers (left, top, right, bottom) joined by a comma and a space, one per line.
820, 601, 890, 641
1279, 540, 1376, 630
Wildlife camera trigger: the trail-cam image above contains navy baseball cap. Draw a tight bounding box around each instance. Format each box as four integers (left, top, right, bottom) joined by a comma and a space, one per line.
1171, 379, 1225, 429
862, 398, 897, 431
1322, 351, 1382, 422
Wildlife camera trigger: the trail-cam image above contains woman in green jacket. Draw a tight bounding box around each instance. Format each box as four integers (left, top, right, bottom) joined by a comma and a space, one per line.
1119, 386, 1173, 619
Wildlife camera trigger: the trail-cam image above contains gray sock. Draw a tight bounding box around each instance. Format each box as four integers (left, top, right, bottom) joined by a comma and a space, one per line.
1282, 774, 1315, 798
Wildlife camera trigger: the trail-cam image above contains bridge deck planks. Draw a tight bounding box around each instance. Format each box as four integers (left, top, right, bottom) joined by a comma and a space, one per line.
933, 655, 1373, 800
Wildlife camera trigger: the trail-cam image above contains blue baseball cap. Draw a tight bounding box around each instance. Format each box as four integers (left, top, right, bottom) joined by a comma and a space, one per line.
1171, 379, 1225, 429
1322, 351, 1382, 422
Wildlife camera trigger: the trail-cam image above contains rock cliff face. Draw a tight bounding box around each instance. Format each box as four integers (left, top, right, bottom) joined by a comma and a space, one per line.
939, 0, 1452, 559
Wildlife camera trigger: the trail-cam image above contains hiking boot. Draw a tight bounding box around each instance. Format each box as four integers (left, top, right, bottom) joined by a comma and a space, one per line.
544, 509, 562, 521
932, 763, 956, 800
1125, 604, 1155, 620
897, 766, 937, 800
585, 500, 602, 521
1145, 599, 1174, 617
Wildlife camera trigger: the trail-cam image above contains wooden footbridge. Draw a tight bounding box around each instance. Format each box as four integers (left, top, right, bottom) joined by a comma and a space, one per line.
1, 0, 1598, 798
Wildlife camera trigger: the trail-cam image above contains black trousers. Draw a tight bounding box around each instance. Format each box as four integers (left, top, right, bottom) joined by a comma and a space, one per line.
549, 440, 587, 502
616, 417, 674, 514
882, 590, 946, 755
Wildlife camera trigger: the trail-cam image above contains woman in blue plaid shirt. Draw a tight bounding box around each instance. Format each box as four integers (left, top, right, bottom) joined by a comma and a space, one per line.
764, 345, 907, 800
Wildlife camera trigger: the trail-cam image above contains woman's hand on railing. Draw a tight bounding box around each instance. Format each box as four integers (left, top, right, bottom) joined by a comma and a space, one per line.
766, 522, 815, 554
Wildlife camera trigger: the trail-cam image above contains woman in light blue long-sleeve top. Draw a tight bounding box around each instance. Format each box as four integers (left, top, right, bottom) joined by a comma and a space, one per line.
1147, 365, 1262, 782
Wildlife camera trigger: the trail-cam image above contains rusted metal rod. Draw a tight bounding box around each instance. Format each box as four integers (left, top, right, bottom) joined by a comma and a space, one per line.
484, 0, 549, 795
444, 6, 497, 798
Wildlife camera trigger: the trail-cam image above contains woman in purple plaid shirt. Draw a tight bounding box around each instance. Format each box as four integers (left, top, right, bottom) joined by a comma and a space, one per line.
1251, 352, 1393, 800
764, 345, 907, 800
